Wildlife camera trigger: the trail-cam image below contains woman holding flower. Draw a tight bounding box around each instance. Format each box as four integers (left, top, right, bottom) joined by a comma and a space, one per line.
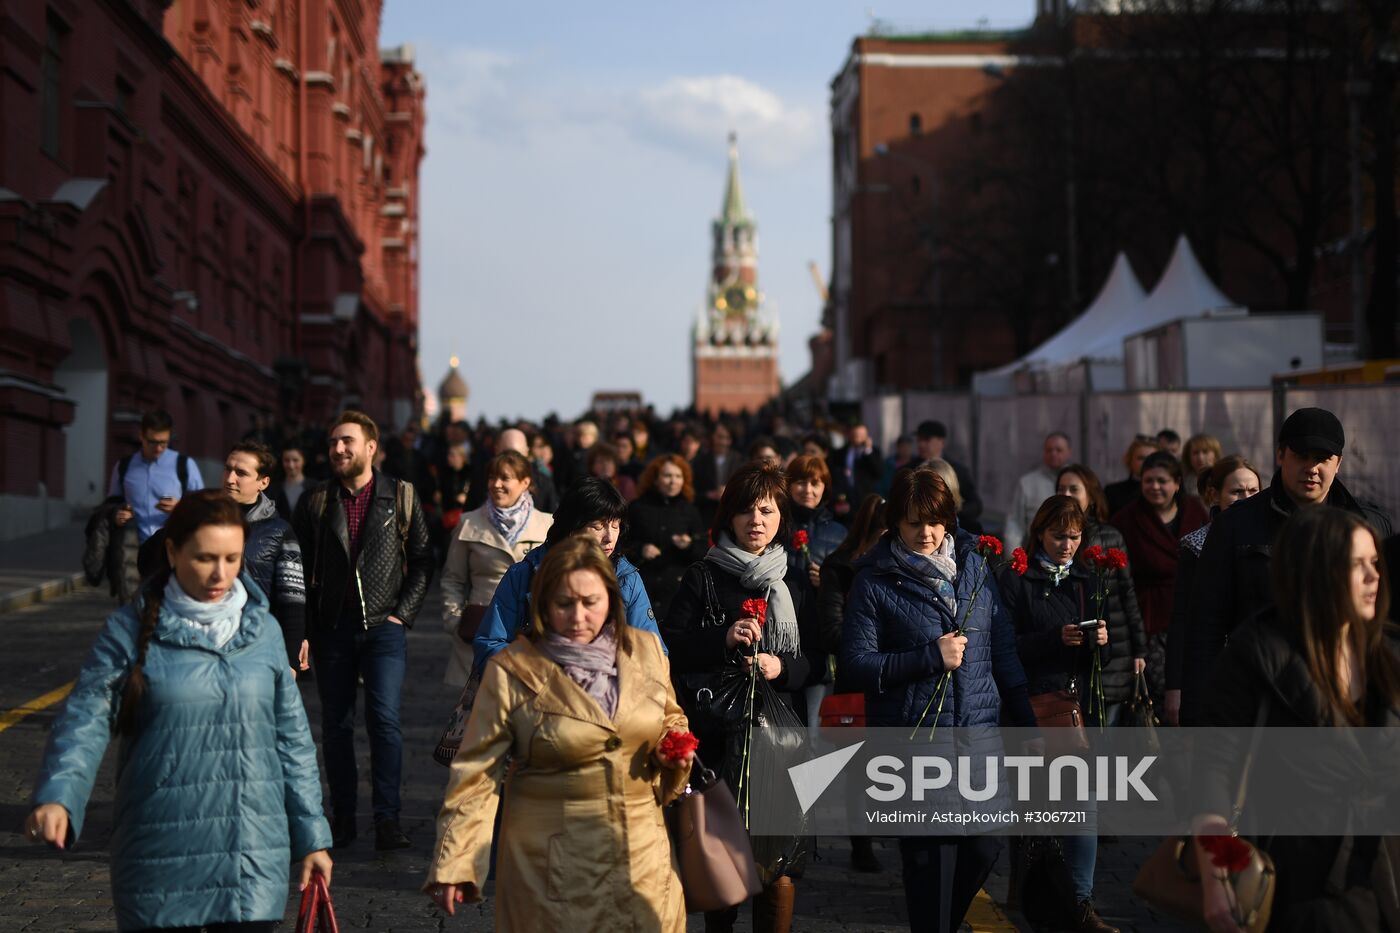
1193, 506, 1400, 932
661, 462, 810, 933
840, 467, 1035, 933
1056, 464, 1147, 724
998, 495, 1116, 933
424, 536, 691, 931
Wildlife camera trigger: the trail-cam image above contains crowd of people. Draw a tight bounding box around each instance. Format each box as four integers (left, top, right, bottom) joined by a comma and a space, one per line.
26, 399, 1400, 932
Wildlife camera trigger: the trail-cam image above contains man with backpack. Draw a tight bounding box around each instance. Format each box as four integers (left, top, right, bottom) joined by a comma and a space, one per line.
293, 410, 433, 852
106, 409, 204, 543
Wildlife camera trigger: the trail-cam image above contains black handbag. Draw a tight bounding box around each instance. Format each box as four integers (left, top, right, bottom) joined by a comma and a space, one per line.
1125, 670, 1161, 755
673, 563, 730, 733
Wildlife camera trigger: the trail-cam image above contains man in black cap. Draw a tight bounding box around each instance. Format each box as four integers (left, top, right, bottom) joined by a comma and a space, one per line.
914, 420, 984, 525
1180, 407, 1392, 723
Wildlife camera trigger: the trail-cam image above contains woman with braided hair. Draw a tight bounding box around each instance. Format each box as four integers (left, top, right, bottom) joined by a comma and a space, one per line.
26, 489, 332, 933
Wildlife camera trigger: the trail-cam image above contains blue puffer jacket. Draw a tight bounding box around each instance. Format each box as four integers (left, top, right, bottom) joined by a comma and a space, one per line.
32, 576, 331, 932
840, 531, 1030, 729
472, 546, 665, 677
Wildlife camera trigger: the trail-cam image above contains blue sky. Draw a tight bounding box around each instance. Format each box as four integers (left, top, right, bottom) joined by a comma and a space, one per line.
379, 1, 1035, 421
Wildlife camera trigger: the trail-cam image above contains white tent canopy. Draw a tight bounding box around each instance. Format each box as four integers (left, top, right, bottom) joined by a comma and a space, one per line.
972, 236, 1241, 394
1076, 234, 1239, 363
971, 251, 1145, 395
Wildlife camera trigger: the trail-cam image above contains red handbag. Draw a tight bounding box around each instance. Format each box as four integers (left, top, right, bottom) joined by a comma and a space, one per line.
818, 691, 865, 727
295, 873, 339, 933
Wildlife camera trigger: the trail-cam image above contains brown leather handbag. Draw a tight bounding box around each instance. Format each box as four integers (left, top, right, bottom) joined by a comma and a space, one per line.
1029, 684, 1090, 758
666, 756, 763, 912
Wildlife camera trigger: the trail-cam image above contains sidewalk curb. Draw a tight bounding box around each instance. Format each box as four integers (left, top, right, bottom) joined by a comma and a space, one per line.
0, 572, 88, 615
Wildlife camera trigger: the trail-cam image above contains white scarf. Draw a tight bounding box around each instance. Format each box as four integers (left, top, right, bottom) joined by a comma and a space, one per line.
163, 576, 247, 649
704, 533, 801, 656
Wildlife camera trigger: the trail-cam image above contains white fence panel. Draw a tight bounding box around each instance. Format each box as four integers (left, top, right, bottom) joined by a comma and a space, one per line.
901, 392, 974, 464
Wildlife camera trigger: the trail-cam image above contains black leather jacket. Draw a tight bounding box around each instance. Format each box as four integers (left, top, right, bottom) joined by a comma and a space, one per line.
293, 470, 434, 632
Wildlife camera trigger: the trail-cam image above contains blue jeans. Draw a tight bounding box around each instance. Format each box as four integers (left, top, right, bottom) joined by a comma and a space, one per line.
311, 620, 406, 822
1062, 794, 1100, 901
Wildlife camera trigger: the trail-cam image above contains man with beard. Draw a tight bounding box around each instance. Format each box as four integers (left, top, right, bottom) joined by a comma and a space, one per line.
293, 411, 433, 851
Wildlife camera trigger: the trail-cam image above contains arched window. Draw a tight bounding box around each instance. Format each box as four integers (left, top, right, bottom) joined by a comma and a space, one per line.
909, 112, 923, 136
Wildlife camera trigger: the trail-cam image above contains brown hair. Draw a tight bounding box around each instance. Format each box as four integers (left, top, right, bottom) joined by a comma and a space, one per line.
1271, 506, 1399, 725
638, 454, 695, 502
1184, 433, 1222, 464
1122, 436, 1158, 474
885, 467, 958, 536
587, 442, 620, 472
711, 462, 790, 545
784, 454, 832, 491
228, 441, 276, 478
332, 410, 380, 445
526, 535, 632, 654
116, 490, 247, 736
1204, 455, 1262, 499
1056, 464, 1110, 523
1029, 495, 1086, 547
488, 449, 531, 483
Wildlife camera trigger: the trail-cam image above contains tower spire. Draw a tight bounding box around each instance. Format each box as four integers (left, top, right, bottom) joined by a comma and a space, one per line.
721, 131, 749, 225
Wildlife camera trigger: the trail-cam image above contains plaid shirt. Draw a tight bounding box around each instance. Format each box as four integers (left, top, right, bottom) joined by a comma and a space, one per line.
340, 476, 375, 564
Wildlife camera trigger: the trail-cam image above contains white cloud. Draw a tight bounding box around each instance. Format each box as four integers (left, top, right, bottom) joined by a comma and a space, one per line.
631, 75, 821, 168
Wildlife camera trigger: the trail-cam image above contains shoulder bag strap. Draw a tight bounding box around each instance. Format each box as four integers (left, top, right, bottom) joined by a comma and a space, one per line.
698, 561, 724, 629
1228, 694, 1271, 829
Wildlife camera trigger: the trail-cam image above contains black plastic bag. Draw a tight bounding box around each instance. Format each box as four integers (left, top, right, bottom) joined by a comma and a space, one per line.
716, 668, 808, 885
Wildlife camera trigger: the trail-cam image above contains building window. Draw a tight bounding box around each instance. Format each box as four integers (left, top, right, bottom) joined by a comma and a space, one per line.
909, 112, 922, 136
116, 77, 133, 118
41, 11, 67, 158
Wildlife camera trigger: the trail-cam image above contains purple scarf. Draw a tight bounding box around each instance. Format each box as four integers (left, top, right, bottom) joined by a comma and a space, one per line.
539, 623, 620, 720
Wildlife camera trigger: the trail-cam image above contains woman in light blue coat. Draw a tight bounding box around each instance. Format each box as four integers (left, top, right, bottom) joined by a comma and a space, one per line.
473, 476, 664, 677
26, 490, 332, 933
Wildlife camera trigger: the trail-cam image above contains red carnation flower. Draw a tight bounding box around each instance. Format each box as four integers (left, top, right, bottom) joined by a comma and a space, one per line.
1082, 544, 1104, 564
1199, 834, 1253, 874
977, 535, 1003, 557
1010, 547, 1029, 576
1106, 548, 1129, 571
793, 530, 810, 549
741, 598, 768, 626
657, 730, 700, 763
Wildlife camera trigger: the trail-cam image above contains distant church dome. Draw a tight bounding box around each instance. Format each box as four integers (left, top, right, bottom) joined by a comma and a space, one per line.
439, 356, 469, 404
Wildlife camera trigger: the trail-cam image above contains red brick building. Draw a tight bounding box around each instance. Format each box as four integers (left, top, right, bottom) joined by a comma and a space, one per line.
693, 135, 781, 417
828, 8, 1374, 399
0, 0, 425, 539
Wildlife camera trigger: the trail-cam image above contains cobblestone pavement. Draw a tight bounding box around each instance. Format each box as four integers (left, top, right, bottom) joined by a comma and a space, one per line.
0, 586, 1190, 932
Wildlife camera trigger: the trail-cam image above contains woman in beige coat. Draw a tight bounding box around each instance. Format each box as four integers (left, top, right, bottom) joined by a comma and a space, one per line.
441, 450, 552, 686
425, 536, 692, 932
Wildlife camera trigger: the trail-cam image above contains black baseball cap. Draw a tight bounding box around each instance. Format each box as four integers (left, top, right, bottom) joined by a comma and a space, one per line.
916, 420, 948, 440
1278, 407, 1344, 457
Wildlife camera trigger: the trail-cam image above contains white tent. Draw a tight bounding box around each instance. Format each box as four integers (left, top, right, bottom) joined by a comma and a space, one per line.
1075, 234, 1239, 363
971, 252, 1145, 395
972, 235, 1242, 394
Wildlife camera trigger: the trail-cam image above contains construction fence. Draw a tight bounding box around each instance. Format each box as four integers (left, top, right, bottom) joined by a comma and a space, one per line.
863, 385, 1400, 529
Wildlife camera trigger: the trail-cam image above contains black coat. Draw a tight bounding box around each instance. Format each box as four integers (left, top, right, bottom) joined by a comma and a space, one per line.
292, 470, 434, 632
816, 546, 863, 694
1182, 472, 1393, 724
661, 556, 812, 747
622, 489, 707, 622
1080, 521, 1148, 703
787, 505, 848, 687
1196, 611, 1400, 931
827, 446, 882, 517
1104, 476, 1139, 517
83, 496, 141, 602
998, 559, 1109, 704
